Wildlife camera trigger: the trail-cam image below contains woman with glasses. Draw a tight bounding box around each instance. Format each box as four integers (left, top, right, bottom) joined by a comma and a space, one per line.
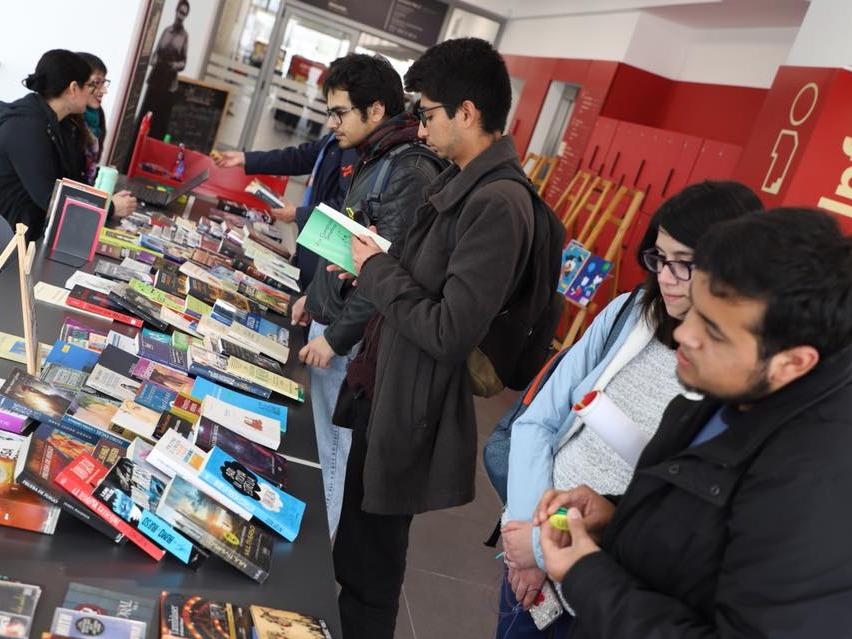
0, 49, 91, 240
496, 180, 762, 638
73, 52, 137, 217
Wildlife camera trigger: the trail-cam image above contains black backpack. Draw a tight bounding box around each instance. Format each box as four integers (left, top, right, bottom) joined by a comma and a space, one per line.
451, 166, 566, 391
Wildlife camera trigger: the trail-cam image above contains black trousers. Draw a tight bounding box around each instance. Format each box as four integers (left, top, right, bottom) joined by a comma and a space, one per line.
333, 428, 413, 639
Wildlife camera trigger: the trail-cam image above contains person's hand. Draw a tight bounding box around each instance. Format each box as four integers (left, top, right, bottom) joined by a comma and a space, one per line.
533, 485, 615, 543
351, 226, 382, 274
508, 566, 547, 611
326, 263, 357, 283
211, 150, 245, 168
298, 333, 335, 368
290, 296, 311, 327
270, 201, 297, 224
501, 520, 537, 570
111, 190, 138, 218
539, 510, 600, 583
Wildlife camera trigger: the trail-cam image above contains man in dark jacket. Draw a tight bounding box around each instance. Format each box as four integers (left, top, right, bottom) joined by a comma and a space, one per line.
213, 135, 357, 288
288, 54, 442, 538
332, 39, 535, 639
534, 208, 852, 638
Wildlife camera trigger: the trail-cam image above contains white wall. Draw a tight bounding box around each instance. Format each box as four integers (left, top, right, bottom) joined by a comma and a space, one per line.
623, 12, 689, 81
786, 0, 852, 68
498, 11, 641, 60
0, 0, 145, 114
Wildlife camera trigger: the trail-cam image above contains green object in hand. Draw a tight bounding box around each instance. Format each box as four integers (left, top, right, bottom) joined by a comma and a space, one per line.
549, 507, 571, 531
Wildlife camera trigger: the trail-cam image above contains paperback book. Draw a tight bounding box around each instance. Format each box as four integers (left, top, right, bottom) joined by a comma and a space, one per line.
62, 582, 156, 627
199, 446, 305, 541
200, 395, 281, 450
0, 369, 73, 427
50, 607, 147, 639
250, 605, 331, 639
67, 285, 143, 328
187, 346, 271, 399
191, 378, 287, 429
0, 432, 60, 535
0, 579, 42, 639
226, 358, 304, 402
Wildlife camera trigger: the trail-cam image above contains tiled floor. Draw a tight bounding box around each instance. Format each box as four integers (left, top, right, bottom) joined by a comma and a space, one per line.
395, 390, 520, 639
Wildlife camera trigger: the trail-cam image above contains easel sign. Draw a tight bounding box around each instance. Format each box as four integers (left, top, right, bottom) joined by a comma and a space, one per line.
0, 224, 39, 375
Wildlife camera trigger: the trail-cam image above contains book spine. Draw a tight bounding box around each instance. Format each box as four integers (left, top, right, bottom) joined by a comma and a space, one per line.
188, 364, 271, 399
162, 504, 268, 583
18, 469, 124, 542
55, 471, 165, 560
66, 297, 144, 328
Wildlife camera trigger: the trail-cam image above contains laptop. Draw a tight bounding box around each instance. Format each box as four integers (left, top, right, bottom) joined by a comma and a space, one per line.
128, 169, 209, 208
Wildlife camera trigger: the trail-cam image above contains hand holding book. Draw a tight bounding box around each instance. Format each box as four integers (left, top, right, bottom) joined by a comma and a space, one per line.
325, 228, 383, 281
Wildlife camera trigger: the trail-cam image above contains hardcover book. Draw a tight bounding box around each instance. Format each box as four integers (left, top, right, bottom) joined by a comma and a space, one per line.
250, 605, 332, 639
200, 395, 281, 450
195, 417, 287, 490
50, 607, 146, 639
200, 446, 305, 541
157, 477, 273, 583
62, 583, 156, 627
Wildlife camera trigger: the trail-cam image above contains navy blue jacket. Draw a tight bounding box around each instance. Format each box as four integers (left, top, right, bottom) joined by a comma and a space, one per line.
245, 136, 356, 287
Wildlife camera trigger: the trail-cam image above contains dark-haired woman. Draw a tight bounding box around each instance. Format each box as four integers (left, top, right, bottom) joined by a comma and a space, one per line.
0, 49, 90, 240
496, 181, 763, 638
74, 52, 136, 217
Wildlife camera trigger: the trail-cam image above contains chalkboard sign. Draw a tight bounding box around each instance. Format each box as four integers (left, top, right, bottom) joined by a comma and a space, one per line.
164, 77, 230, 154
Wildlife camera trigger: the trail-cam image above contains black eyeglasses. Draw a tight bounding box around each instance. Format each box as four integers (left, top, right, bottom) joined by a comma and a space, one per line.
641, 248, 694, 281
326, 106, 353, 125
415, 104, 448, 127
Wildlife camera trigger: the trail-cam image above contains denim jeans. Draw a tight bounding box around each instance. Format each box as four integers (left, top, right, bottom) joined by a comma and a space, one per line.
308, 321, 358, 537
496, 568, 574, 639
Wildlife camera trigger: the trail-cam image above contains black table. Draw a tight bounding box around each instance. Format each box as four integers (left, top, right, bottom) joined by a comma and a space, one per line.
0, 239, 340, 637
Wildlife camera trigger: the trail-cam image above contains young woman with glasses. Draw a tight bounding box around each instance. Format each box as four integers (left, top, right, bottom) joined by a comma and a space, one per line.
0, 49, 91, 240
495, 180, 763, 638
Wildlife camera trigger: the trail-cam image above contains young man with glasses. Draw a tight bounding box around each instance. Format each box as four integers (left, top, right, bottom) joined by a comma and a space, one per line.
326, 38, 539, 639
535, 207, 852, 638
286, 53, 442, 538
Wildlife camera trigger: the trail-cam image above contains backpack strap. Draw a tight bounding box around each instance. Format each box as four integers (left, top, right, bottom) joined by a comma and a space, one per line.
600, 285, 643, 360
364, 142, 442, 222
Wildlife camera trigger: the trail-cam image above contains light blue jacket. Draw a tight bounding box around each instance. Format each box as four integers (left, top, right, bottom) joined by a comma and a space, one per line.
506, 291, 645, 569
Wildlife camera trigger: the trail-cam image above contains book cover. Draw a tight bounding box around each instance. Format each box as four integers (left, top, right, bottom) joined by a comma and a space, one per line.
39, 364, 89, 393
17, 423, 127, 542
93, 471, 203, 567
65, 272, 119, 296
158, 593, 231, 639
250, 605, 332, 639
62, 583, 155, 627
131, 359, 194, 396
200, 396, 281, 449
44, 341, 99, 373
101, 457, 166, 511
59, 317, 111, 354
135, 382, 178, 413
97, 345, 140, 378
127, 280, 185, 315
94, 260, 151, 284
154, 271, 187, 298
187, 347, 272, 400
297, 203, 390, 274
564, 254, 614, 307
169, 394, 202, 425
218, 339, 283, 375
0, 332, 50, 367
67, 286, 143, 328
86, 365, 140, 402
146, 429, 251, 520
0, 408, 29, 436
111, 400, 162, 442
156, 479, 273, 583
0, 369, 74, 427
183, 296, 212, 320
200, 446, 305, 541
169, 331, 202, 353
226, 358, 304, 402
0, 433, 60, 535
54, 454, 165, 561
159, 308, 201, 339
191, 378, 286, 428
195, 417, 287, 490
557, 241, 591, 296
0, 580, 41, 639
106, 331, 139, 356
63, 391, 121, 433
50, 607, 146, 639
237, 282, 288, 316
152, 412, 195, 442
226, 323, 289, 365
138, 334, 188, 373
107, 290, 169, 332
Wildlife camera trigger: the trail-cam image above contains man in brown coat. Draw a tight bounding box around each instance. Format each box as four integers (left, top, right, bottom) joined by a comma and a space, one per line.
331, 38, 536, 639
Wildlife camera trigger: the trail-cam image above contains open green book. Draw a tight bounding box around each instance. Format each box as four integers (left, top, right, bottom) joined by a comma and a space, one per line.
296, 203, 391, 274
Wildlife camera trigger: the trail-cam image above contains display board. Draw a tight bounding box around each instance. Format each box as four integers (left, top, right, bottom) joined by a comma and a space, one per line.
164, 77, 230, 154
